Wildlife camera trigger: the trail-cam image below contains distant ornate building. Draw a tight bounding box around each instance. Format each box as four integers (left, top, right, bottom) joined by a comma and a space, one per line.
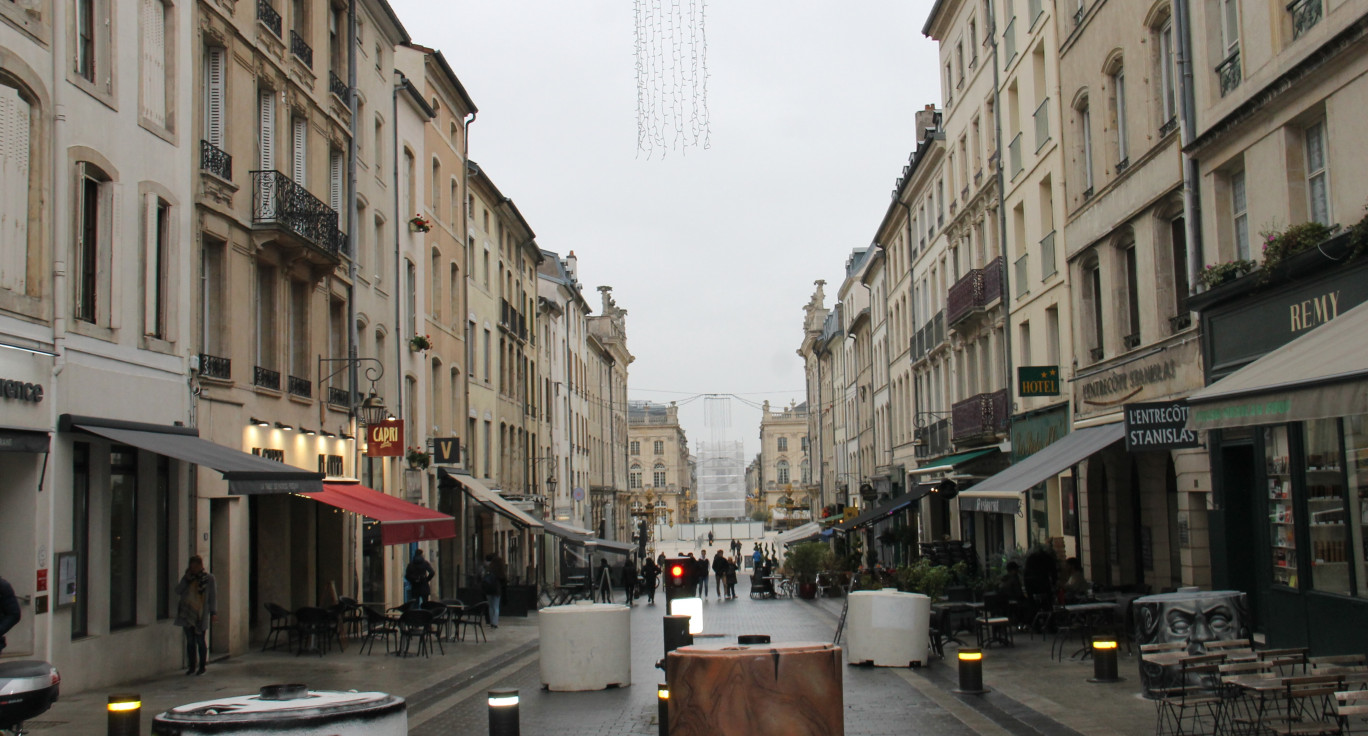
757, 401, 812, 528
627, 400, 691, 551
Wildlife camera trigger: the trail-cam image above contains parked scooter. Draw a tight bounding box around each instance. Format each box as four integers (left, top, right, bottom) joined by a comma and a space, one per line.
0, 661, 59, 735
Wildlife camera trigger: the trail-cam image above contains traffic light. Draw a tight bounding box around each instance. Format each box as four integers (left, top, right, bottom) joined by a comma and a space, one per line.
664, 558, 697, 593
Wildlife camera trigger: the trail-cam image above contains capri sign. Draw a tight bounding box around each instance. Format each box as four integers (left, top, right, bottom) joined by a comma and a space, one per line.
365, 419, 404, 457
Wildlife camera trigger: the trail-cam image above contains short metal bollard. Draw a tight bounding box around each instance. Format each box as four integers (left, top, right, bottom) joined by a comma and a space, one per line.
663, 615, 693, 658
657, 683, 669, 736
107, 693, 141, 736
955, 649, 987, 694
487, 688, 519, 736
737, 634, 771, 645
1088, 637, 1122, 683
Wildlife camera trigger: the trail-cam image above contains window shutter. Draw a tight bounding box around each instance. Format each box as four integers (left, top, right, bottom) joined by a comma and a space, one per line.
206, 48, 226, 149
0, 86, 31, 294
140, 0, 167, 127
292, 117, 307, 186
329, 148, 343, 211
258, 89, 275, 171
143, 195, 159, 334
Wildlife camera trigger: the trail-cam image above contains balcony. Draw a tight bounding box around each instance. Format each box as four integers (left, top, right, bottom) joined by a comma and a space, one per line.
329, 71, 348, 101
1159, 116, 1178, 138
1116, 156, 1130, 174
1169, 313, 1192, 334
199, 353, 231, 381
254, 365, 281, 390
250, 170, 343, 263
1039, 230, 1057, 279
1003, 16, 1017, 64
946, 256, 1004, 328
287, 375, 312, 398
1089, 347, 1104, 362
1034, 97, 1050, 152
200, 140, 232, 181
327, 385, 350, 407
914, 418, 952, 459
1074, 4, 1085, 26
951, 389, 1009, 442
290, 30, 312, 69
911, 310, 946, 362
1008, 133, 1023, 179
1014, 253, 1029, 298
1289, 0, 1322, 39
257, 0, 281, 37
1217, 47, 1241, 97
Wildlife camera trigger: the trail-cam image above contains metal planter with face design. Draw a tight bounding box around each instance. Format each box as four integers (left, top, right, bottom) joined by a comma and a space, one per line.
1134, 590, 1250, 694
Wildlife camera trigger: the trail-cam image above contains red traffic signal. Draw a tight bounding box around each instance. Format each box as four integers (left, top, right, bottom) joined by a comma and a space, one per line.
664, 558, 696, 590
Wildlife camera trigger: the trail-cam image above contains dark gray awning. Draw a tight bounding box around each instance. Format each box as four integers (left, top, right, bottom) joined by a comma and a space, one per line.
439, 469, 544, 529
61, 415, 323, 494
0, 426, 50, 453
542, 520, 634, 554
956, 423, 1124, 506
836, 484, 932, 531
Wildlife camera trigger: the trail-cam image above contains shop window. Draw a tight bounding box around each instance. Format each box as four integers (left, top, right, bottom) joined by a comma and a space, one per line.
1303, 419, 1350, 595
71, 443, 91, 639
109, 445, 139, 629
1341, 415, 1368, 599
1266, 426, 1296, 587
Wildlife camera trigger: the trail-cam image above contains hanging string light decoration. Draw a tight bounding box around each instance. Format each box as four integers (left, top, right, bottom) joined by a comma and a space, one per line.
634, 0, 710, 158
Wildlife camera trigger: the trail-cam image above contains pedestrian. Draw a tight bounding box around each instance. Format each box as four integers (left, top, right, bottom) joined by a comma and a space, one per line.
726, 556, 739, 599
696, 552, 710, 600
597, 559, 614, 603
482, 552, 506, 628
622, 558, 638, 605
707, 530, 714, 545
405, 549, 435, 606
752, 544, 763, 571
641, 556, 660, 605
0, 574, 20, 656
712, 549, 729, 598
174, 556, 217, 676
656, 551, 667, 570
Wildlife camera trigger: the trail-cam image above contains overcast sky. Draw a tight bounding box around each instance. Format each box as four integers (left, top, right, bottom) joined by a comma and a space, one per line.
390, 1, 942, 459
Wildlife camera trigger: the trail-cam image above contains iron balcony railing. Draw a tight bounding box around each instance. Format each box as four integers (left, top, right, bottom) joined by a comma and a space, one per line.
1040, 230, 1057, 279
1009, 133, 1023, 179
329, 71, 348, 101
1170, 313, 1192, 333
1123, 333, 1142, 350
1159, 117, 1178, 138
1217, 47, 1241, 97
200, 140, 232, 181
250, 170, 344, 259
199, 353, 231, 380
1289, 0, 1323, 39
287, 375, 312, 398
914, 418, 952, 459
254, 365, 281, 390
290, 30, 312, 68
327, 385, 350, 407
946, 256, 1004, 327
257, 0, 281, 37
910, 310, 946, 361
1089, 346, 1104, 362
1116, 156, 1130, 174
951, 389, 1009, 441
1029, 0, 1043, 27
1003, 16, 1018, 64
1034, 97, 1050, 152
1014, 253, 1030, 298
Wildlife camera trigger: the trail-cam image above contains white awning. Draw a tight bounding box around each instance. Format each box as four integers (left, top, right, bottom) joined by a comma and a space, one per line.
439, 470, 544, 529
776, 521, 823, 546
956, 423, 1125, 510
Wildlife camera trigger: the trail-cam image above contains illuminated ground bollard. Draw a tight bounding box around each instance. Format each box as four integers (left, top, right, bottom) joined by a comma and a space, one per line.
955, 649, 987, 694
1089, 637, 1122, 683
658, 683, 669, 736
487, 689, 519, 736
107, 693, 141, 736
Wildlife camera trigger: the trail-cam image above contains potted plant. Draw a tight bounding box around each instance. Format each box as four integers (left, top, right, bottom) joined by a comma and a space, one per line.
409, 214, 432, 233
406, 446, 430, 470
784, 541, 831, 599
409, 334, 432, 352
1197, 259, 1256, 289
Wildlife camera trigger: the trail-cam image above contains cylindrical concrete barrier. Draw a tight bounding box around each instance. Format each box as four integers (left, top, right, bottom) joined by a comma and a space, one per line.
846, 589, 931, 667
665, 641, 842, 736
151, 685, 406, 735
539, 601, 631, 691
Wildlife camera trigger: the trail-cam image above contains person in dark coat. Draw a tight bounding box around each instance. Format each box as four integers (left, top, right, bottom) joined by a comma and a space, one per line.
1023, 546, 1058, 628
405, 549, 435, 605
695, 552, 710, 599
640, 557, 661, 605
712, 550, 730, 599
622, 559, 639, 605
174, 556, 217, 676
0, 575, 20, 656
597, 559, 614, 603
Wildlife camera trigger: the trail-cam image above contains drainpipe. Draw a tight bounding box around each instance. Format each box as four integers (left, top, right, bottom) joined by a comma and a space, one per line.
46, 0, 68, 668
1173, 0, 1205, 294
393, 73, 406, 498
346, 0, 359, 438
988, 6, 1016, 454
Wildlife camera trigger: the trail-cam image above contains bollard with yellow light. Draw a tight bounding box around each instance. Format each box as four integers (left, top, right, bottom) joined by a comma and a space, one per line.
487, 688, 520, 736
1088, 637, 1122, 683
955, 648, 987, 694
657, 683, 669, 736
107, 693, 141, 736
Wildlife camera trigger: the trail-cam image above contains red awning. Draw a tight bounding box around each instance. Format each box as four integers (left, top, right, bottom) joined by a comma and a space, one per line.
302, 482, 456, 545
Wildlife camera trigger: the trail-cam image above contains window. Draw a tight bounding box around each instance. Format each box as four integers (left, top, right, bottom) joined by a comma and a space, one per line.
329, 148, 343, 212
1170, 216, 1190, 321
1083, 257, 1104, 358
291, 116, 308, 185
109, 445, 139, 629
1046, 305, 1061, 366
630, 440, 640, 455
630, 464, 642, 489
1232, 169, 1249, 260
778, 437, 788, 452
373, 117, 383, 177
1306, 121, 1330, 225
144, 197, 171, 339
204, 48, 226, 150
483, 328, 491, 381
406, 259, 417, 338
1111, 67, 1128, 166
74, 163, 110, 325
431, 157, 441, 215
258, 88, 276, 171
0, 83, 34, 295
1220, 0, 1240, 57
653, 440, 664, 455
449, 263, 459, 328
1158, 20, 1177, 127
76, 0, 98, 81
777, 460, 790, 485
201, 237, 226, 358
1123, 244, 1140, 345
74, 0, 111, 92
289, 280, 308, 380
653, 463, 666, 487
256, 262, 278, 371
140, 0, 169, 129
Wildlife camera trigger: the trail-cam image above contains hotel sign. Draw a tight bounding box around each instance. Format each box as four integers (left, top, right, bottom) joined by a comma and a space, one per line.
365, 419, 404, 457
1018, 366, 1060, 397
1124, 401, 1201, 451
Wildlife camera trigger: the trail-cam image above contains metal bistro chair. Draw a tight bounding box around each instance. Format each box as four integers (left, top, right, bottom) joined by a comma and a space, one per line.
458, 601, 489, 643
336, 597, 366, 640
1333, 689, 1368, 735
357, 606, 399, 655
976, 592, 1014, 649
1261, 674, 1345, 736
420, 601, 451, 654
262, 603, 295, 652
293, 606, 333, 657
1154, 653, 1227, 736
396, 609, 437, 658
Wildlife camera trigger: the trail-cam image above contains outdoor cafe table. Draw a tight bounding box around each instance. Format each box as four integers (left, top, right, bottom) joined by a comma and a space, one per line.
1056, 601, 1116, 659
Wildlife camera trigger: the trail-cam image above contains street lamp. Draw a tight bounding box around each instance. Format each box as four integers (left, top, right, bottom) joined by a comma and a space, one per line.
317, 356, 390, 425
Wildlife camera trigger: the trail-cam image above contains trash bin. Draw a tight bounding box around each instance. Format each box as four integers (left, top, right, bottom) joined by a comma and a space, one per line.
1133, 589, 1251, 696
846, 588, 932, 667
152, 684, 405, 735
666, 641, 842, 736
539, 601, 631, 691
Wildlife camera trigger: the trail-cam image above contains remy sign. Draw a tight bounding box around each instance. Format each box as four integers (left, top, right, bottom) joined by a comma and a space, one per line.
365, 419, 404, 457
1124, 400, 1201, 451
1018, 366, 1060, 397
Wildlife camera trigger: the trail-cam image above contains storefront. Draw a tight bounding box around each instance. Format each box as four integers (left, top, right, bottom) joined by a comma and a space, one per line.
0, 362, 51, 660
438, 470, 543, 592
1189, 299, 1368, 654
908, 447, 1003, 545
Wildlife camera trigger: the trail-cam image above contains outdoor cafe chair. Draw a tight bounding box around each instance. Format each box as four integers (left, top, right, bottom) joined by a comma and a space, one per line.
1334, 689, 1368, 734
397, 609, 437, 658
976, 592, 1014, 649
1261, 648, 1311, 677
420, 601, 451, 654
1154, 653, 1227, 736
262, 603, 295, 652
336, 597, 365, 640
1260, 674, 1345, 736
458, 601, 489, 643
293, 606, 335, 657
358, 605, 399, 655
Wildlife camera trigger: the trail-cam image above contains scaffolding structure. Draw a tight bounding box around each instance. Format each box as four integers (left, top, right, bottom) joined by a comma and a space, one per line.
695, 396, 745, 519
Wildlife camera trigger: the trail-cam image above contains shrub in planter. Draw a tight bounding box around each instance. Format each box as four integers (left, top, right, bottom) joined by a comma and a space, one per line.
785, 542, 832, 598
1197, 260, 1255, 289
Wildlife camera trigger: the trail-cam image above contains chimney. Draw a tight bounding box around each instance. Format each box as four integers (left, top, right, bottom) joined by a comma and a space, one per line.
565, 251, 578, 283
914, 104, 939, 139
